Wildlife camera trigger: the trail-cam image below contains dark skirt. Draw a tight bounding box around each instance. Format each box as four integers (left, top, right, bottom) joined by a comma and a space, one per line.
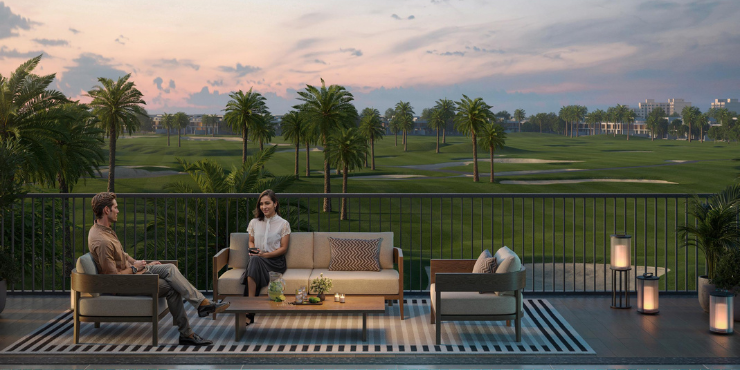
240, 255, 287, 296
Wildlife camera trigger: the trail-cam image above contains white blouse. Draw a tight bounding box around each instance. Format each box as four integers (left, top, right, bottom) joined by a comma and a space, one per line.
246, 214, 291, 253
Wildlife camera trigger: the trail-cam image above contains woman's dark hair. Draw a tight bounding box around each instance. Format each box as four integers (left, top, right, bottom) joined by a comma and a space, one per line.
254, 189, 279, 221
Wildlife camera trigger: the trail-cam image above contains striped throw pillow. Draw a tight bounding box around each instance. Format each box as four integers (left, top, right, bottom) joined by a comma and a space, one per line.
328, 237, 382, 271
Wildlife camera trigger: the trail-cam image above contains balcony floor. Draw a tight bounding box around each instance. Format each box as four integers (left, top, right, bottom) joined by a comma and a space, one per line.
0, 294, 738, 367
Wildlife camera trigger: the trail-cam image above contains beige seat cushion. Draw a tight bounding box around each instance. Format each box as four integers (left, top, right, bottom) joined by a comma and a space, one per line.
218, 268, 312, 297
228, 233, 251, 269
78, 296, 168, 317
493, 246, 522, 296
430, 283, 522, 315
285, 232, 314, 269
309, 269, 399, 295
313, 232, 394, 269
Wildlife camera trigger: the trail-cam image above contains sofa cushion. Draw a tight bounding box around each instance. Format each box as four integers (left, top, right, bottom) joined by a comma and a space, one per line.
309, 269, 399, 295
228, 233, 251, 269
472, 249, 498, 274
314, 232, 394, 269
78, 295, 168, 317
430, 283, 522, 315
493, 246, 522, 296
218, 268, 312, 297
328, 237, 381, 271
76, 254, 100, 298
285, 232, 313, 269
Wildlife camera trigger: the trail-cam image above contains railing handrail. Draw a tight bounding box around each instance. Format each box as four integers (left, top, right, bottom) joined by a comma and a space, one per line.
20, 192, 711, 199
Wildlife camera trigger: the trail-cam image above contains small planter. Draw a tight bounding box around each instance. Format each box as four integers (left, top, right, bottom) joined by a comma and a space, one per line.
698, 276, 715, 313
318, 293, 326, 302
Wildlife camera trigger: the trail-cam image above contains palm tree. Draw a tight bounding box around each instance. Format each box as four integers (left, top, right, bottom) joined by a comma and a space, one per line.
576, 106, 587, 137
87, 73, 147, 192
389, 114, 401, 147
681, 106, 701, 143
434, 98, 455, 143
394, 101, 414, 152
624, 109, 635, 140
0, 55, 69, 184
358, 107, 385, 170
588, 109, 605, 135
427, 108, 445, 153
513, 109, 526, 133
646, 107, 666, 141
478, 122, 507, 183
224, 88, 267, 163
281, 110, 308, 178
252, 111, 276, 152
173, 112, 189, 147
201, 114, 216, 136
294, 78, 357, 212
614, 104, 630, 138
52, 103, 106, 193
454, 95, 494, 182
161, 113, 174, 146
325, 128, 367, 220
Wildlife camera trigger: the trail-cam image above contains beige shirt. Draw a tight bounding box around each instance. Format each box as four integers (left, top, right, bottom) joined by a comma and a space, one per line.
88, 223, 133, 274
246, 214, 291, 253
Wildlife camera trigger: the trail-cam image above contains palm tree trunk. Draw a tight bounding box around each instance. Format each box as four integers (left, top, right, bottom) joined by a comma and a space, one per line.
539, 123, 542, 133
323, 135, 331, 212
394, 132, 398, 146
489, 147, 494, 183
688, 123, 692, 143
305, 141, 311, 177
108, 123, 116, 192
340, 164, 348, 220
435, 128, 440, 153
241, 128, 248, 163
472, 132, 479, 182
442, 128, 446, 144
167, 129, 170, 146
627, 123, 630, 140
371, 137, 376, 170
294, 143, 299, 178
364, 141, 369, 168
178, 128, 181, 147
403, 131, 407, 152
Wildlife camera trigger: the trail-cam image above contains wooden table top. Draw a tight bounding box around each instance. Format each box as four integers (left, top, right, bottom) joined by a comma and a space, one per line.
223, 296, 386, 314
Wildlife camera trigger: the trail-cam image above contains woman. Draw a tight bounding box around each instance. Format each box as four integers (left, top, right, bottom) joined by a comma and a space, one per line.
241, 189, 290, 325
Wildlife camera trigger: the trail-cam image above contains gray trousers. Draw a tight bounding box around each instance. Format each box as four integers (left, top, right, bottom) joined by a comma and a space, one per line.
146, 264, 206, 337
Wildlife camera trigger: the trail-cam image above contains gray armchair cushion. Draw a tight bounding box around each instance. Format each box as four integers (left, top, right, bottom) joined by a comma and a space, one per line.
228, 233, 250, 269
78, 296, 168, 317
76, 254, 100, 298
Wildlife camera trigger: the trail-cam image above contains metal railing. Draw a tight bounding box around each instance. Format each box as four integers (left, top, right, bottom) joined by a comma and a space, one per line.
2, 193, 707, 294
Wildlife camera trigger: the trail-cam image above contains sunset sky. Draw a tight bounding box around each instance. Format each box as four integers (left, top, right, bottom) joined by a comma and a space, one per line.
1, 0, 738, 115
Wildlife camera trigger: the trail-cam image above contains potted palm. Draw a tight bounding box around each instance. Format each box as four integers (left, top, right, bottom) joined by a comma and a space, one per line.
679, 184, 740, 312
0, 246, 20, 314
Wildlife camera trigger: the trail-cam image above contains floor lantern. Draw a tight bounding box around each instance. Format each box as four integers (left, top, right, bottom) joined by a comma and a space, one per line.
709, 291, 734, 334
610, 234, 632, 309
636, 272, 659, 314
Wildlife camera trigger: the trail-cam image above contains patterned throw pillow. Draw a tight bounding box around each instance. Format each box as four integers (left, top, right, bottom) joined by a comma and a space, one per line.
328, 237, 382, 271
482, 257, 499, 274
473, 249, 498, 273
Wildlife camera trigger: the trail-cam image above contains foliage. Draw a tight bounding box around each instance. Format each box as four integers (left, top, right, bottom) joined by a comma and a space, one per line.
0, 245, 20, 285
251, 110, 276, 151
394, 101, 414, 151
310, 272, 333, 294
326, 128, 368, 219
281, 110, 312, 177
87, 73, 147, 192
478, 122, 507, 183
454, 95, 494, 182
678, 183, 740, 281
358, 107, 385, 169
0, 138, 27, 211
712, 247, 740, 291
224, 88, 268, 163
52, 103, 105, 193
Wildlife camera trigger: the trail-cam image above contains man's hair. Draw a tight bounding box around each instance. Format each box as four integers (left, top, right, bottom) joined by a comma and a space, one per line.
91, 192, 116, 220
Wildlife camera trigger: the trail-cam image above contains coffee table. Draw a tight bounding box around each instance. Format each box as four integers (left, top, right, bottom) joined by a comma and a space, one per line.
222, 296, 386, 341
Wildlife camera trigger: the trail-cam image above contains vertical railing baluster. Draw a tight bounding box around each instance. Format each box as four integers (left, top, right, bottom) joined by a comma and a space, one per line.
185, 198, 188, 277
21, 198, 25, 291
31, 199, 35, 291
165, 198, 168, 260
552, 197, 555, 292
562, 197, 565, 292
52, 199, 56, 292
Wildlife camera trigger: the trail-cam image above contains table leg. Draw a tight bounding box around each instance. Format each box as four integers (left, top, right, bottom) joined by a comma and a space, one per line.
362, 313, 367, 341
235, 313, 245, 341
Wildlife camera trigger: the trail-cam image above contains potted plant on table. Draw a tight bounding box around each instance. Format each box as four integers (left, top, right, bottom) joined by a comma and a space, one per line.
679, 183, 740, 312
0, 246, 21, 314
309, 273, 333, 301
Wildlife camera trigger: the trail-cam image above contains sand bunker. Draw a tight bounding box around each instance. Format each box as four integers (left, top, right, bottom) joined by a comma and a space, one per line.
351, 175, 426, 180
499, 179, 677, 185
665, 160, 691, 163
396, 158, 581, 171
606, 150, 653, 153
93, 166, 185, 179
185, 136, 243, 142
277, 147, 323, 153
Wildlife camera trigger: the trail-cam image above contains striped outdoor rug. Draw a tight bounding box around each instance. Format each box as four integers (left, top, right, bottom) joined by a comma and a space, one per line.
2, 299, 593, 355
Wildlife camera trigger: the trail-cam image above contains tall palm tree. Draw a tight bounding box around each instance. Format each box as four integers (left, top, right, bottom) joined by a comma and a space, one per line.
624, 109, 635, 140
252, 111, 276, 152
513, 109, 526, 133
646, 107, 666, 141
576, 106, 587, 137
161, 112, 174, 146
0, 55, 69, 184
281, 110, 308, 178
478, 122, 507, 183
614, 104, 629, 139
173, 111, 189, 147
588, 109, 605, 135
87, 73, 147, 192
427, 108, 445, 153
434, 98, 455, 143
454, 95, 494, 182
52, 103, 106, 193
224, 88, 267, 163
681, 106, 701, 143
394, 101, 414, 152
389, 114, 401, 146
294, 78, 357, 212
358, 107, 385, 170
325, 128, 367, 220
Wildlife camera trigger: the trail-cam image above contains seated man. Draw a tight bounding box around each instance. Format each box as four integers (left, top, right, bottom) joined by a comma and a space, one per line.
88, 192, 229, 346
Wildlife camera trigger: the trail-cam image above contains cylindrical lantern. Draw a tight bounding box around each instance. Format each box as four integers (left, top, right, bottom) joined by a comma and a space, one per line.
636, 273, 660, 314
710, 291, 734, 334
610, 234, 631, 270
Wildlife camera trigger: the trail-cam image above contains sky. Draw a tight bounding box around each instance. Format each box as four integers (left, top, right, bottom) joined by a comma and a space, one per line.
1, 0, 739, 115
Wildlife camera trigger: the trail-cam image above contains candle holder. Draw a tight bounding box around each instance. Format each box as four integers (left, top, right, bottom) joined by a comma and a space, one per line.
709, 291, 734, 334
340, 293, 345, 303
334, 293, 340, 302
637, 272, 660, 314
610, 234, 632, 270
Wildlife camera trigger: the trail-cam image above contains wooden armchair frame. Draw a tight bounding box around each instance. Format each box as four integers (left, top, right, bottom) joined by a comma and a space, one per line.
430, 259, 526, 345
71, 260, 178, 346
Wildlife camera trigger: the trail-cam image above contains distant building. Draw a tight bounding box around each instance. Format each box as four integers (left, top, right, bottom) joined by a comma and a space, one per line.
634, 99, 691, 118
710, 99, 740, 113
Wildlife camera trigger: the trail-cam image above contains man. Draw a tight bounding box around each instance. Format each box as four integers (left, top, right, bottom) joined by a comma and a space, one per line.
87, 192, 229, 346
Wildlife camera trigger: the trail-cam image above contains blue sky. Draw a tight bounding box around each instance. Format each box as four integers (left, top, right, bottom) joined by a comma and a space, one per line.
1, 0, 738, 115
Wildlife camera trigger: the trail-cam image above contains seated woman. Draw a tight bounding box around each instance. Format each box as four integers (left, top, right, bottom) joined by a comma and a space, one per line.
240, 189, 290, 325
